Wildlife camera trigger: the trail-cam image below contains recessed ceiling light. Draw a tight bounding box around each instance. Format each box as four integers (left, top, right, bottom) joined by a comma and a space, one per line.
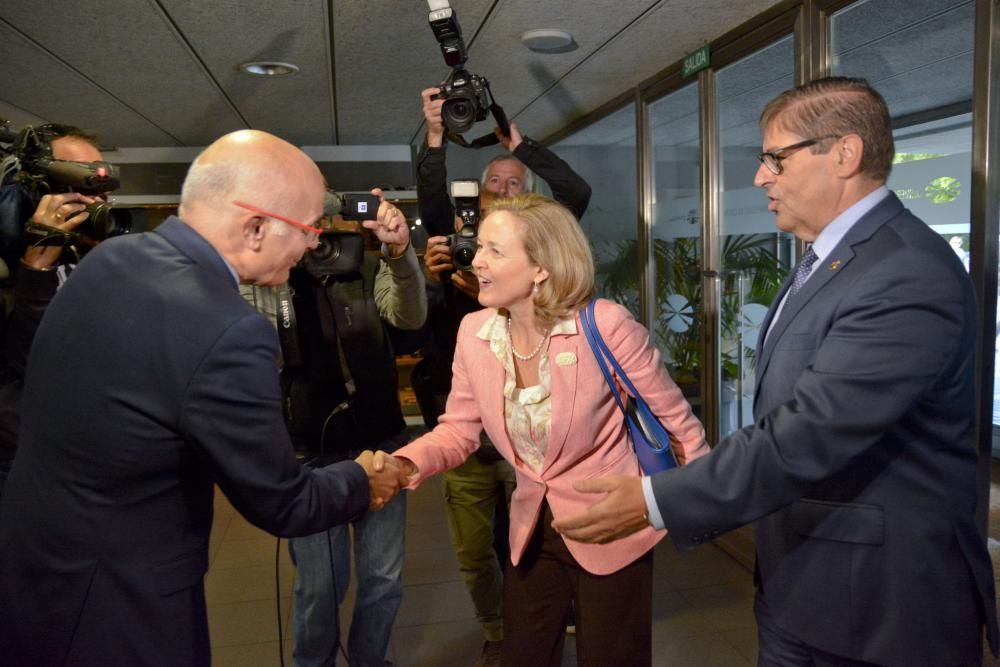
239, 61, 300, 77
520, 29, 576, 53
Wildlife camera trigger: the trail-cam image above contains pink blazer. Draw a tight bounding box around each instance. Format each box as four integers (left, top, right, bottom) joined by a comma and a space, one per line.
395, 298, 708, 575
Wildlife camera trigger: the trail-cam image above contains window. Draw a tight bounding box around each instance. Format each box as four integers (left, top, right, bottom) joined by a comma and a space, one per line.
716, 35, 796, 436
649, 84, 702, 404
552, 105, 640, 314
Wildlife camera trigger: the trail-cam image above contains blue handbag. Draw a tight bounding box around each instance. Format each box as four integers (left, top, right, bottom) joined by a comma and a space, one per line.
580, 299, 679, 475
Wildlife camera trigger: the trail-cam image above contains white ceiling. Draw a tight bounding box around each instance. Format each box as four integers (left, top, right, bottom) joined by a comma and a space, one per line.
0, 0, 784, 150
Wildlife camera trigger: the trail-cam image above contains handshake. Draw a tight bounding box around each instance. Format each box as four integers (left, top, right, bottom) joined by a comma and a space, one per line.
354, 450, 417, 511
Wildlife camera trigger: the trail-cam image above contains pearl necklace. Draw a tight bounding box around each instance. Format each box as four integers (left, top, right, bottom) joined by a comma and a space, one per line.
507, 316, 550, 361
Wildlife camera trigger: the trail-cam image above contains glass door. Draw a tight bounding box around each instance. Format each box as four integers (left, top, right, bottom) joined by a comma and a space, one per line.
649, 84, 702, 412
552, 105, 641, 316
716, 35, 796, 437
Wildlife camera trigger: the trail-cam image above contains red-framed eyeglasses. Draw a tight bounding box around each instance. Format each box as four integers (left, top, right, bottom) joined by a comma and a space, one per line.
233, 200, 324, 235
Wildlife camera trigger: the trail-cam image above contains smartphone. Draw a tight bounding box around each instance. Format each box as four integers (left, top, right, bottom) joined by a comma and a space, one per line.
339, 193, 381, 221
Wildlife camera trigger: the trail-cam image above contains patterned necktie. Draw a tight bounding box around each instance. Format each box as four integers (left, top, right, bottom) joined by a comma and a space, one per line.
787, 247, 818, 298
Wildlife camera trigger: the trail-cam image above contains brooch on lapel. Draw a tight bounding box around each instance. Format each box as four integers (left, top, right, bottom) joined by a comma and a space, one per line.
829, 260, 842, 271
555, 352, 577, 367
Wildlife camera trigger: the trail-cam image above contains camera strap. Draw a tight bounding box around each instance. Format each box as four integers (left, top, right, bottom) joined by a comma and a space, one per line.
274, 284, 302, 369
446, 83, 511, 149
22, 220, 84, 265
314, 284, 356, 395
24, 220, 79, 246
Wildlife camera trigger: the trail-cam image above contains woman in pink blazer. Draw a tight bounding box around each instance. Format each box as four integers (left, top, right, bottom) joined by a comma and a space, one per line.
390, 194, 708, 665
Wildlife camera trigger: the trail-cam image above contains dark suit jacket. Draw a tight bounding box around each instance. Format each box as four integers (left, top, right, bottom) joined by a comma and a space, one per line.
651, 193, 998, 665
0, 216, 370, 666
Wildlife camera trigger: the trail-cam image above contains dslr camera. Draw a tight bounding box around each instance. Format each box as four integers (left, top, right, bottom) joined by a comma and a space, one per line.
435, 69, 491, 136
300, 190, 381, 282
427, 1, 501, 136
446, 179, 480, 271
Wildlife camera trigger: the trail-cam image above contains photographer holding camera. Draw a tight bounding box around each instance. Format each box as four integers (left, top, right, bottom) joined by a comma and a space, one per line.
0, 124, 107, 498
412, 85, 591, 666
244, 188, 425, 667
418, 89, 591, 234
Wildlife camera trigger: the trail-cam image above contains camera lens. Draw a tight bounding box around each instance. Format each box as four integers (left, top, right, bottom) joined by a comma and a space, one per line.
81, 202, 133, 240
451, 225, 478, 271
453, 245, 476, 270
300, 232, 365, 279
442, 96, 476, 133
312, 235, 342, 261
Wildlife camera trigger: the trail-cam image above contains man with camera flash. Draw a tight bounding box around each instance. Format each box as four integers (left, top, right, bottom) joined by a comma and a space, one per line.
419, 88, 591, 224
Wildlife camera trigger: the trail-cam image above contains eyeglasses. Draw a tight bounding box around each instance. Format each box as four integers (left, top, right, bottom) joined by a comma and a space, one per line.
233, 200, 324, 235
756, 135, 840, 175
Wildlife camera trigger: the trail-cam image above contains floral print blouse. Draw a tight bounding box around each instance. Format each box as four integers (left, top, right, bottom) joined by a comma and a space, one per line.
476, 312, 576, 473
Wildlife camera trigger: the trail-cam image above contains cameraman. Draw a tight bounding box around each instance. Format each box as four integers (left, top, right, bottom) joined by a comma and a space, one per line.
412, 89, 591, 667
244, 189, 425, 667
0, 125, 104, 498
418, 88, 591, 233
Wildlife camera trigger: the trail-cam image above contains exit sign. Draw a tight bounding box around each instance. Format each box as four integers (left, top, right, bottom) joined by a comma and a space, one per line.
683, 45, 710, 78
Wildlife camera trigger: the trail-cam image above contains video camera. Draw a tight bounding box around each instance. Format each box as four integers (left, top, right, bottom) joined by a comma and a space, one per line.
446, 179, 480, 271
300, 190, 382, 282
0, 121, 134, 265
427, 0, 509, 146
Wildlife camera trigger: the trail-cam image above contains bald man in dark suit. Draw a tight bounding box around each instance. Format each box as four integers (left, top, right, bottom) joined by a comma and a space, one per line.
0, 130, 405, 666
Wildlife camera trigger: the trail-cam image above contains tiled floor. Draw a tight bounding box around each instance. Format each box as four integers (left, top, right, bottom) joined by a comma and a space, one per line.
205, 451, 1000, 666
205, 425, 757, 667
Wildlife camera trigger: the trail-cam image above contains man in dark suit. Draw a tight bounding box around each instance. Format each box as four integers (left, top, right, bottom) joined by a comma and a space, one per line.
0, 129, 405, 666
554, 77, 999, 665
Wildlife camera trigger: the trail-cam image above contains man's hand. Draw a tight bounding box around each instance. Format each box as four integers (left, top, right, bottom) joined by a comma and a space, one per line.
372, 450, 417, 478
423, 235, 454, 284
550, 475, 651, 544
494, 121, 523, 152
425, 233, 479, 298
363, 188, 409, 258
23, 192, 100, 269
422, 87, 446, 148
355, 450, 407, 511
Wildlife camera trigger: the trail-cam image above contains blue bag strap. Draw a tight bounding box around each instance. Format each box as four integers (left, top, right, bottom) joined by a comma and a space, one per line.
583, 299, 647, 404
582, 299, 677, 472
580, 299, 629, 417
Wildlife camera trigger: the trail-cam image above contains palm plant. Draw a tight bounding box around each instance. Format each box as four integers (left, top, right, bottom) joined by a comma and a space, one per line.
595, 233, 787, 388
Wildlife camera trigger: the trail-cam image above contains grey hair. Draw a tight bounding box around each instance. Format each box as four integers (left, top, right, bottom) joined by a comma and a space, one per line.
480, 155, 535, 193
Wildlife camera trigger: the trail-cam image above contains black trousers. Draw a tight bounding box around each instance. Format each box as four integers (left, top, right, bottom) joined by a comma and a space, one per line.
501, 501, 653, 666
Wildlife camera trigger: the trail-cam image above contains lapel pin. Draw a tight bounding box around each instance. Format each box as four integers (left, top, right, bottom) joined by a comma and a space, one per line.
829, 260, 842, 271
555, 352, 577, 367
